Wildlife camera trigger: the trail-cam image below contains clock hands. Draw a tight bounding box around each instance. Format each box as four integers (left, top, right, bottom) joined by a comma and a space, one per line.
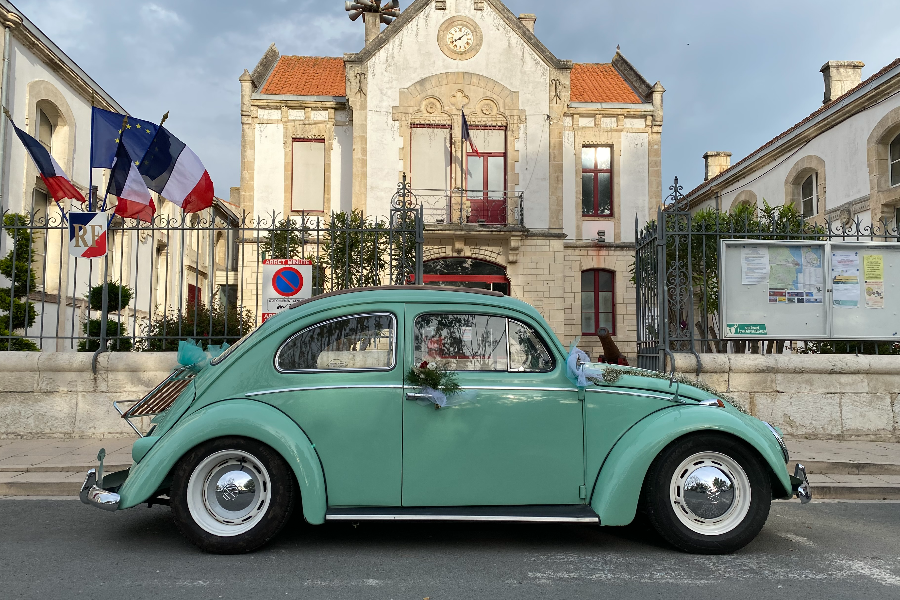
453, 32, 469, 44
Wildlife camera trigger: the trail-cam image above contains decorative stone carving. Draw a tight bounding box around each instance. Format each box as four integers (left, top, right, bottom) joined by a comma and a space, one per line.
450, 89, 470, 110
477, 98, 498, 116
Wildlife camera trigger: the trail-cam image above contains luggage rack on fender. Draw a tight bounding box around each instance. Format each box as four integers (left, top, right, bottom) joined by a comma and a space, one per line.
113, 367, 196, 437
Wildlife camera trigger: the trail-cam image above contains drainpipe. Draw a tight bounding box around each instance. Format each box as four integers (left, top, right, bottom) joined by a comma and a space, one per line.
0, 9, 21, 212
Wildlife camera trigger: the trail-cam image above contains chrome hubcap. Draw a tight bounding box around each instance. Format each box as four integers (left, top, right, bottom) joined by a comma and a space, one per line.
682, 465, 735, 519
669, 451, 751, 536
187, 450, 271, 537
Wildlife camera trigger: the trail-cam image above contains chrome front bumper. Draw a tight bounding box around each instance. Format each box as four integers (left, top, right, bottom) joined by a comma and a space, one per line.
80, 468, 122, 511
791, 463, 812, 504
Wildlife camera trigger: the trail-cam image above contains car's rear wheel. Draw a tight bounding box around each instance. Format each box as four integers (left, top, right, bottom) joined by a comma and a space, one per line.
170, 437, 295, 553
643, 433, 771, 554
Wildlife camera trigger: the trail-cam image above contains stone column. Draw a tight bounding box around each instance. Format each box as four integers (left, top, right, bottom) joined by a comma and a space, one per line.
649, 82, 665, 209
239, 70, 254, 215
347, 62, 368, 213
548, 67, 571, 231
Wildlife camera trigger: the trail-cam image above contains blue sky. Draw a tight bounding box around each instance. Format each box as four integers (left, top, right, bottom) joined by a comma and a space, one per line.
15, 0, 899, 202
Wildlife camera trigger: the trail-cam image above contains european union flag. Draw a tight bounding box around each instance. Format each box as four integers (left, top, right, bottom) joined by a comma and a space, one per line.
90, 107, 158, 169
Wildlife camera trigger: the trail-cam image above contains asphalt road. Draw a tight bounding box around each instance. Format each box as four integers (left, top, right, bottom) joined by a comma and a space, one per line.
1, 499, 899, 599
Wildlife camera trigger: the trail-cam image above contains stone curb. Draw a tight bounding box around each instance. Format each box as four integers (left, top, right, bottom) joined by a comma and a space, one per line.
810, 485, 900, 500
0, 481, 82, 496
0, 463, 131, 473
789, 460, 900, 476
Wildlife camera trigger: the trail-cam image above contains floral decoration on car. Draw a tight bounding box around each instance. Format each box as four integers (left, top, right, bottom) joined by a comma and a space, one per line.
405, 361, 461, 408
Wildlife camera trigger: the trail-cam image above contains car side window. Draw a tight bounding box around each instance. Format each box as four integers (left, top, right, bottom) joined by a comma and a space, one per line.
508, 320, 554, 372
276, 313, 395, 372
414, 313, 508, 371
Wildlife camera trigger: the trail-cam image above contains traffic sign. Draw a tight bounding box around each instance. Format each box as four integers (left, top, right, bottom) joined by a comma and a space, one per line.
261, 258, 313, 321
272, 267, 304, 297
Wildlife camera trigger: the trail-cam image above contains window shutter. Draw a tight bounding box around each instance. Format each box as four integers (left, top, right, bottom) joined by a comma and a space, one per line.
292, 140, 325, 212
410, 127, 451, 191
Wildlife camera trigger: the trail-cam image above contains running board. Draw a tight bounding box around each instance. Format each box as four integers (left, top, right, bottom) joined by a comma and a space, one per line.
325, 505, 599, 523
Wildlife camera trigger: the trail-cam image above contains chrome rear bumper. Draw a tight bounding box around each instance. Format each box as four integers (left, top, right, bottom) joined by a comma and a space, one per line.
80, 468, 121, 511
791, 463, 812, 504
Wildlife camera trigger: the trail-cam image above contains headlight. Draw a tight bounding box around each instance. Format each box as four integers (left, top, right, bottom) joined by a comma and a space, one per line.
763, 421, 789, 463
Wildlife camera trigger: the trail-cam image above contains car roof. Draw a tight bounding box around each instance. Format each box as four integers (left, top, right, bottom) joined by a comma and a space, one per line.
267, 286, 551, 334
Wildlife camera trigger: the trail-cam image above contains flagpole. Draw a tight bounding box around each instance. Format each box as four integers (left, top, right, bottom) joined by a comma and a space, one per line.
87, 95, 95, 211
100, 115, 128, 212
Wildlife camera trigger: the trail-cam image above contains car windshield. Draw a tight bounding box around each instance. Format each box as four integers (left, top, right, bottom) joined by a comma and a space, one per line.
209, 325, 262, 366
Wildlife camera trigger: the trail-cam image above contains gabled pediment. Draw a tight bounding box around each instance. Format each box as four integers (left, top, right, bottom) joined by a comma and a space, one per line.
344, 0, 571, 70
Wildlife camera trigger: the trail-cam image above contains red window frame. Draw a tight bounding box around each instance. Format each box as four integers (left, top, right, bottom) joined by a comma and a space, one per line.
582, 146, 613, 217
421, 258, 511, 295
581, 269, 615, 335
465, 126, 507, 196
465, 126, 507, 224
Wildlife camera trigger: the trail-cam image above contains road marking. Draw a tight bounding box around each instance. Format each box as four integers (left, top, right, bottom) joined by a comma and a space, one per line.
775, 531, 815, 547
836, 559, 900, 587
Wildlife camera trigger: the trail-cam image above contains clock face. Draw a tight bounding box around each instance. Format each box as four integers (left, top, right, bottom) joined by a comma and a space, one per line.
446, 25, 474, 53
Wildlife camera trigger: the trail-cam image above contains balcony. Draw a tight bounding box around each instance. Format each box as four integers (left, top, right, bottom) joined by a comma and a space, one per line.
410, 189, 524, 227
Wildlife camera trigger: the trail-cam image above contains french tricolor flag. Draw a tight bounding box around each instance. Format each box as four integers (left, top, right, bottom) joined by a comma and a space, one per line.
10, 120, 85, 204
138, 127, 214, 213
108, 138, 155, 222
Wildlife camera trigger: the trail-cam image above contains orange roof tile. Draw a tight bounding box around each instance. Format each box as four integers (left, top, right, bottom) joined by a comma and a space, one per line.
571, 63, 642, 104
260, 56, 346, 96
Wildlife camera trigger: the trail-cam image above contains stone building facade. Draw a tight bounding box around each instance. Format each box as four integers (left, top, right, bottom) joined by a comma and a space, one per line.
684, 58, 900, 233
236, 0, 665, 358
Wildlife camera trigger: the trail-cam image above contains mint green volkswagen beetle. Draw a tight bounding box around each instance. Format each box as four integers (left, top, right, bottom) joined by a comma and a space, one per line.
81, 287, 810, 554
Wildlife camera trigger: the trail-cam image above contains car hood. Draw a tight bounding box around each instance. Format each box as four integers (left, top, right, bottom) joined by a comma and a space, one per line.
582, 363, 723, 404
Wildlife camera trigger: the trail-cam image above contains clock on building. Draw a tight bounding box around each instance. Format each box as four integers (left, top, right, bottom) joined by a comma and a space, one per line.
438, 17, 482, 60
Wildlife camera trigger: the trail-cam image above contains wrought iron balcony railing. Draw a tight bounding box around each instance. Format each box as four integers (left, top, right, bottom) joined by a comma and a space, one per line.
409, 189, 524, 227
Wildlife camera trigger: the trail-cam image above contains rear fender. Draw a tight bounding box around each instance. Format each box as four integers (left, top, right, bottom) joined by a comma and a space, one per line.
589, 406, 792, 526
116, 399, 327, 524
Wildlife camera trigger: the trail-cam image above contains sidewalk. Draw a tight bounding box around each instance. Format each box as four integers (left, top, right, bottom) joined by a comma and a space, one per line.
2, 436, 900, 499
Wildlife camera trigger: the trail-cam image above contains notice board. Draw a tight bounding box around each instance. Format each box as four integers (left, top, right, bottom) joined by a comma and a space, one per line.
830, 242, 900, 339
720, 240, 900, 340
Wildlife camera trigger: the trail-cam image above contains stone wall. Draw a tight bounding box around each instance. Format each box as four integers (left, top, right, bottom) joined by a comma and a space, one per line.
0, 352, 178, 439
673, 353, 900, 441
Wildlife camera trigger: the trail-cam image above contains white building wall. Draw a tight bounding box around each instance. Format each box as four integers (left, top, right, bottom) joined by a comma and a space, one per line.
332, 124, 353, 213
4, 38, 95, 213
619, 131, 649, 242
715, 93, 900, 212
364, 2, 551, 224
253, 123, 284, 218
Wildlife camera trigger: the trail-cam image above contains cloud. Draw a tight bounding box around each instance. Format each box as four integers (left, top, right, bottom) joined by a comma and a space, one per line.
140, 4, 186, 28
10, 0, 900, 201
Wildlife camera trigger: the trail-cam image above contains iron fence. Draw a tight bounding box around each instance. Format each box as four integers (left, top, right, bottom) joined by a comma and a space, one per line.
0, 184, 423, 353
635, 178, 900, 372
410, 189, 524, 226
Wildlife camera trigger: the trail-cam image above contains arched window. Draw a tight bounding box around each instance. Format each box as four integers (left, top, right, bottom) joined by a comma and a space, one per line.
38, 109, 53, 153
891, 133, 900, 187
581, 269, 615, 335
423, 258, 510, 295
801, 174, 816, 217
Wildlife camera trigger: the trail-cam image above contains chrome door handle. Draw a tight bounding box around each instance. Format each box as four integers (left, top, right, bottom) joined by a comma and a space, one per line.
406, 392, 433, 401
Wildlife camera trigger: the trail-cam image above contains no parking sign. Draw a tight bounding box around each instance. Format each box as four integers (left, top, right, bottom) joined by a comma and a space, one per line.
261, 259, 313, 322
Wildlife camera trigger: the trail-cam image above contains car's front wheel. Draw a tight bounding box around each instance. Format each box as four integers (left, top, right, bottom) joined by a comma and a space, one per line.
642, 433, 771, 554
170, 437, 295, 553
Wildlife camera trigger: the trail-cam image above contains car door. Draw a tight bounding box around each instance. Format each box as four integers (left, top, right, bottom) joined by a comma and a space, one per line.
268, 306, 404, 507
401, 306, 584, 506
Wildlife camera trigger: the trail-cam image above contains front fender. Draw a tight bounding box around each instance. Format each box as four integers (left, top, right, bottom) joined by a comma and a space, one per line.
589, 406, 792, 526
116, 399, 327, 524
